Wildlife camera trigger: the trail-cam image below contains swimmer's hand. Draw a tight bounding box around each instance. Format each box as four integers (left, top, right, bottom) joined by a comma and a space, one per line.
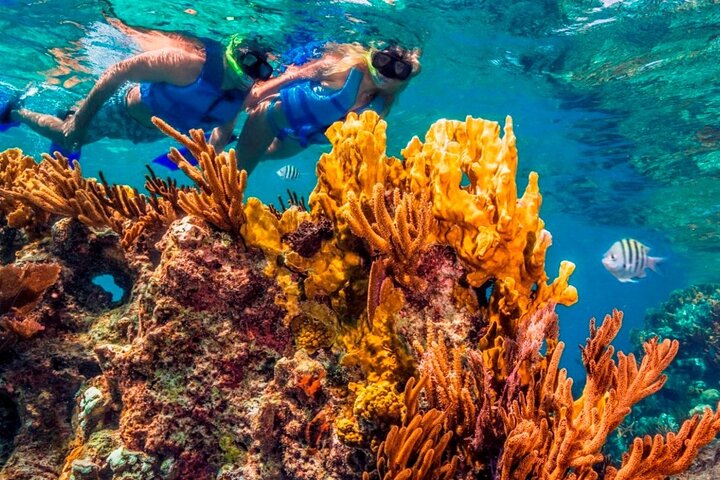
60, 114, 84, 151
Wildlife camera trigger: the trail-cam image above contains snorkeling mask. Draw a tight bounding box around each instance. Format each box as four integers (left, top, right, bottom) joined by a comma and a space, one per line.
225, 35, 274, 81
370, 47, 412, 81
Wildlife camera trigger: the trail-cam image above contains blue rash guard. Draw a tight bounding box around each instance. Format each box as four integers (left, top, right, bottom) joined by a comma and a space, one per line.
140, 38, 248, 132
269, 68, 385, 147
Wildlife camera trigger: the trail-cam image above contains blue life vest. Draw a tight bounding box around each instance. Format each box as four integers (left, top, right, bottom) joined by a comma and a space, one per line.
274, 68, 385, 147
140, 38, 247, 132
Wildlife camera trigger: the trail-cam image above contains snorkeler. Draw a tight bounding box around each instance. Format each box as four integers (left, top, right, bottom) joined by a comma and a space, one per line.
0, 29, 276, 155
234, 43, 421, 173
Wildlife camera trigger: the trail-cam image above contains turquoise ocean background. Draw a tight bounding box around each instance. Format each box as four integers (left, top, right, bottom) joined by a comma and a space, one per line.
1, 0, 719, 382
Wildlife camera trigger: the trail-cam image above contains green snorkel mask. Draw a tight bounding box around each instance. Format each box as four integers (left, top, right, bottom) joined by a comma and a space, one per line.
225, 35, 274, 83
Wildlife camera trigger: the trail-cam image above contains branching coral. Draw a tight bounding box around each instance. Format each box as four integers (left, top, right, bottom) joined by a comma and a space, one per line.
415, 327, 479, 440
1, 153, 125, 232
363, 376, 458, 480
0, 148, 48, 229
498, 309, 720, 480
346, 184, 434, 290
151, 117, 248, 236
0, 150, 176, 248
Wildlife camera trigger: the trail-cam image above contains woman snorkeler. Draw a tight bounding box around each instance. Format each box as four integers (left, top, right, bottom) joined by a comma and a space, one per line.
0, 26, 278, 155
234, 43, 421, 173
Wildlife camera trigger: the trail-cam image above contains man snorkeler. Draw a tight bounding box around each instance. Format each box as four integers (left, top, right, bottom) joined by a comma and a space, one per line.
0, 26, 277, 155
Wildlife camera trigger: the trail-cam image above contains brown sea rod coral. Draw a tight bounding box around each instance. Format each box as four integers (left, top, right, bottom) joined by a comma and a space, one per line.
0, 148, 48, 230
151, 117, 248, 236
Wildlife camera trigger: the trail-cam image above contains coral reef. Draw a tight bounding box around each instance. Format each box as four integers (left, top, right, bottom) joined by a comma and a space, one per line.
607, 284, 720, 462
0, 111, 717, 480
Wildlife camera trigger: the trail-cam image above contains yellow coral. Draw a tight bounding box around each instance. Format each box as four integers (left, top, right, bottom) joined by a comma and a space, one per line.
290, 301, 337, 352
353, 380, 405, 429
284, 239, 363, 299
311, 111, 404, 225
335, 414, 364, 446
340, 280, 412, 384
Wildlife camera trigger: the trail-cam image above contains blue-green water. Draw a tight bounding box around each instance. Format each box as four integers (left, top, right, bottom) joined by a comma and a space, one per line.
1, 0, 719, 380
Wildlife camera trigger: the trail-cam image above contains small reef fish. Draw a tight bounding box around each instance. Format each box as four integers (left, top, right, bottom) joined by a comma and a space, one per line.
276, 164, 300, 180
602, 238, 664, 283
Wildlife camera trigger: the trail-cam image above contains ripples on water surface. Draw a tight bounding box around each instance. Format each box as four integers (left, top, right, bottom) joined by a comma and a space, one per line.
1, 0, 719, 373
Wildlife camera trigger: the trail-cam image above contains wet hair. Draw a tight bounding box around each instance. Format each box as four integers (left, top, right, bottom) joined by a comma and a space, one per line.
324, 43, 417, 75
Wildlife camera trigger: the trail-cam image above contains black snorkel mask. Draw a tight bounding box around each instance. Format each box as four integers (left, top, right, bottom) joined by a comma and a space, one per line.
371, 48, 413, 81
225, 35, 273, 81
239, 50, 273, 81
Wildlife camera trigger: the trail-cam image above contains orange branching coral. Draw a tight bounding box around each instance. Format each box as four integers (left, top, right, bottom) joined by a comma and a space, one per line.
152, 117, 248, 236
415, 327, 479, 440
498, 309, 720, 479
363, 376, 459, 480
0, 263, 60, 340
346, 184, 434, 289
605, 408, 720, 480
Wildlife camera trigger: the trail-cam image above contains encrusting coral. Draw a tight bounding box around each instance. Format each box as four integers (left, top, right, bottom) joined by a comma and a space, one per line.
0, 111, 718, 480
0, 262, 60, 345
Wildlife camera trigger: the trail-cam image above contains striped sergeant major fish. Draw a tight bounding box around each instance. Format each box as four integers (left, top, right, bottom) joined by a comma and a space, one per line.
602, 238, 664, 283
276, 164, 300, 180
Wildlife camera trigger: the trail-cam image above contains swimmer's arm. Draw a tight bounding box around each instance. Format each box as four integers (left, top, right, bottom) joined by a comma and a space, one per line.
70, 49, 204, 131
208, 118, 236, 151
243, 57, 338, 108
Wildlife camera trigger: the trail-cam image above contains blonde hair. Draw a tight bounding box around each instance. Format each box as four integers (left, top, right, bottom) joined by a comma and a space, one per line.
320, 42, 421, 100
322, 42, 370, 76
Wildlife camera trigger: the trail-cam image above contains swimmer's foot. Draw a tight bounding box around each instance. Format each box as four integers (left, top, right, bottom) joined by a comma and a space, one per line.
0, 83, 21, 132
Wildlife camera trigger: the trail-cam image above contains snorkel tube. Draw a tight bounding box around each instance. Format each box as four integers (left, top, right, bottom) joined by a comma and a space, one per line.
365, 51, 386, 86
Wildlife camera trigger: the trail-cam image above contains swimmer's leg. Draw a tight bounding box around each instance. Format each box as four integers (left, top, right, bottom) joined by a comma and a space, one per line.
235, 101, 280, 174
265, 138, 304, 160
12, 109, 73, 147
